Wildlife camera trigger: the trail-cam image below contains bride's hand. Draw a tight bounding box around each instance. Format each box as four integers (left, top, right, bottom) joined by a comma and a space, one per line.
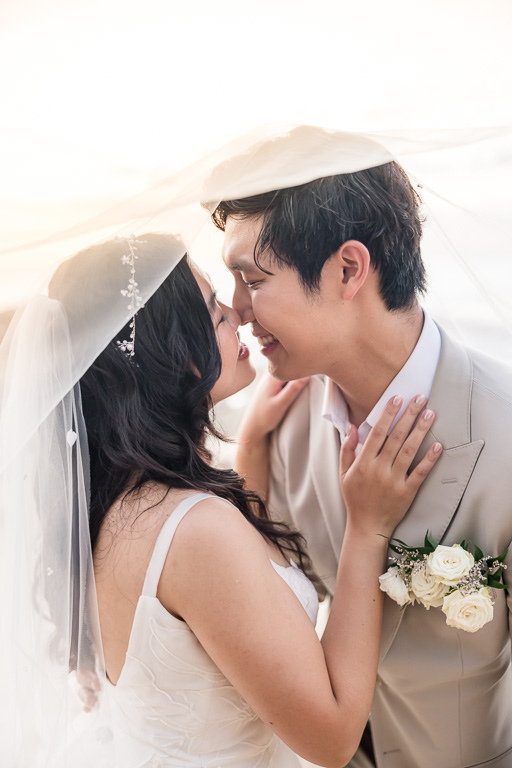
339, 395, 442, 539
237, 373, 310, 445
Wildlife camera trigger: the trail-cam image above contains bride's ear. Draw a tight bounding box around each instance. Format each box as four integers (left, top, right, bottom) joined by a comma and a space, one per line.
333, 240, 370, 301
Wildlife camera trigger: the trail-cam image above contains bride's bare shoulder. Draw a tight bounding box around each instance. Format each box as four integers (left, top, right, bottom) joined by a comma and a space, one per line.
95, 483, 256, 567
94, 484, 201, 573
99, 483, 189, 538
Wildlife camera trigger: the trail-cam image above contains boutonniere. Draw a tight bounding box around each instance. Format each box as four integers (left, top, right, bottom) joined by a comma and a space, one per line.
379, 533, 508, 633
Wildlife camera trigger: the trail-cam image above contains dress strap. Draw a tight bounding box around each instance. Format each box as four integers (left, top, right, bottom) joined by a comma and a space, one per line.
141, 492, 213, 598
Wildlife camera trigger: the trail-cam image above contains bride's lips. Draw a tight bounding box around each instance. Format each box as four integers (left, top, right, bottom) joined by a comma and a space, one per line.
238, 341, 250, 360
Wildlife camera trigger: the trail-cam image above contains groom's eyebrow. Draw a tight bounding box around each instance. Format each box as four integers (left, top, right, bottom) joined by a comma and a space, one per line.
226, 257, 257, 272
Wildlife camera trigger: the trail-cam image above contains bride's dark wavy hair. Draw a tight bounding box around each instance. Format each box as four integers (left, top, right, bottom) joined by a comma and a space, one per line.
77, 240, 313, 575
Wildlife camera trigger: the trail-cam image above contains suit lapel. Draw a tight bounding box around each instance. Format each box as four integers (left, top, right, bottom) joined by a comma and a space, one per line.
379, 328, 485, 661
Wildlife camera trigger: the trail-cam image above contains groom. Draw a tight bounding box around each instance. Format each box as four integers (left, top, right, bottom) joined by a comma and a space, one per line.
212, 161, 512, 767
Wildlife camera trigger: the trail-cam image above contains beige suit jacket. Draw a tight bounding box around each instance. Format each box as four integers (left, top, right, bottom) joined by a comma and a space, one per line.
269, 328, 512, 768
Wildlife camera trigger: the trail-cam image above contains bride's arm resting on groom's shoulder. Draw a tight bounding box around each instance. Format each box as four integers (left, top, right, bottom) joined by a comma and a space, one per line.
162, 396, 441, 768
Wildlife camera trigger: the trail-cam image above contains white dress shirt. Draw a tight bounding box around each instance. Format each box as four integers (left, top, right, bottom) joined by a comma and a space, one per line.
322, 310, 441, 454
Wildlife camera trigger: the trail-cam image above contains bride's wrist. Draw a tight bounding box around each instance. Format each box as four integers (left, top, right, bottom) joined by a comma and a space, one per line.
237, 436, 268, 452
342, 524, 391, 554
237, 427, 270, 448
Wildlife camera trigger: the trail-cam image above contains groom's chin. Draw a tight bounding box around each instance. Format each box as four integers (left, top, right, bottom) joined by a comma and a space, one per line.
266, 358, 308, 384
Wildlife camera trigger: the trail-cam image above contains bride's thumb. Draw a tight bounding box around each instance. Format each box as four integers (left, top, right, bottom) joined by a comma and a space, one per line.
339, 424, 358, 475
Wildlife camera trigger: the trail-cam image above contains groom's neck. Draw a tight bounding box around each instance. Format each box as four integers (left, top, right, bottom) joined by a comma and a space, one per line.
329, 305, 424, 428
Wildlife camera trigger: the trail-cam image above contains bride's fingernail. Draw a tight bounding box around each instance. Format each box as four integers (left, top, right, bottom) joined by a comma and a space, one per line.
415, 394, 427, 406
433, 442, 442, 452
423, 409, 434, 421
393, 395, 403, 406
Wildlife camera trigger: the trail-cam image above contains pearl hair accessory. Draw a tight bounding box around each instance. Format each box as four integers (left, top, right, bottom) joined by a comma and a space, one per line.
116, 236, 147, 357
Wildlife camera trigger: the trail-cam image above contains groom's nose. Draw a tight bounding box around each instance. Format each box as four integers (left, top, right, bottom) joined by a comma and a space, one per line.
232, 279, 255, 325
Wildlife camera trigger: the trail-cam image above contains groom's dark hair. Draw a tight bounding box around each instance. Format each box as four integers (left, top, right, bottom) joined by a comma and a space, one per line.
212, 161, 427, 311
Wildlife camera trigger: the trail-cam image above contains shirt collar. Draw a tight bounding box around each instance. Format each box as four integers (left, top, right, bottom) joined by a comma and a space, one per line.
321, 377, 351, 436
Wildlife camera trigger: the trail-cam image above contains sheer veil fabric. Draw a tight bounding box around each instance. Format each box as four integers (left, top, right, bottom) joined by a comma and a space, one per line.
0, 124, 511, 766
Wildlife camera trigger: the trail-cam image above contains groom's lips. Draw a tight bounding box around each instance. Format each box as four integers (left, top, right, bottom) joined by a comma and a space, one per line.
260, 341, 279, 357
254, 332, 280, 357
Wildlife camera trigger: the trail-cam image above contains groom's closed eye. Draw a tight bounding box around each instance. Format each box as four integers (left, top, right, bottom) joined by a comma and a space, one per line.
242, 279, 261, 288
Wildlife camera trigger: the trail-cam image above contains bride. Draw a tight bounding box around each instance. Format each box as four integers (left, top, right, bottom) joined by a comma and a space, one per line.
39, 231, 439, 767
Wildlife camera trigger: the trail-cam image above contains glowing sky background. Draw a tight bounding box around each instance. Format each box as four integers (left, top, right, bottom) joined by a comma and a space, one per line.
1, 0, 511, 316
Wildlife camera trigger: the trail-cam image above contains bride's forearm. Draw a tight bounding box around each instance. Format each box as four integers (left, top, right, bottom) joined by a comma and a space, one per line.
321, 529, 388, 736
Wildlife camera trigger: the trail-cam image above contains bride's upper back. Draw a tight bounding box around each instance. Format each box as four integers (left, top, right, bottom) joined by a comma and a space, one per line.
94, 483, 292, 684
94, 484, 198, 683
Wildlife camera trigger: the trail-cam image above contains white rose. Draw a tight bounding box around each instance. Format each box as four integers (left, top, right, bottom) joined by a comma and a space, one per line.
410, 562, 450, 609
379, 568, 411, 606
442, 587, 494, 633
427, 544, 474, 586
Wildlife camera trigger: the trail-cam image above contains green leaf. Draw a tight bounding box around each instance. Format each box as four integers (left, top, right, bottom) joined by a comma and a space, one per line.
426, 532, 438, 550
472, 543, 484, 561
497, 548, 509, 564
485, 553, 508, 573
487, 577, 508, 590
390, 537, 414, 549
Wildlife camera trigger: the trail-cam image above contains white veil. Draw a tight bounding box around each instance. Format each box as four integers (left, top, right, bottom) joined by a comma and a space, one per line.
1, 124, 511, 766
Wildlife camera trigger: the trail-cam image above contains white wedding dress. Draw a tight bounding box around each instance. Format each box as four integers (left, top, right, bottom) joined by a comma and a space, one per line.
99, 492, 319, 768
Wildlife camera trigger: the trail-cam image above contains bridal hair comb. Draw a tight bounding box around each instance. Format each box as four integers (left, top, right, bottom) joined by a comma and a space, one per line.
116, 236, 146, 357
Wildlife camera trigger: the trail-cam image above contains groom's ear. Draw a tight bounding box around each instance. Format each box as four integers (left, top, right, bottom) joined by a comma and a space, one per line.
333, 240, 370, 301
